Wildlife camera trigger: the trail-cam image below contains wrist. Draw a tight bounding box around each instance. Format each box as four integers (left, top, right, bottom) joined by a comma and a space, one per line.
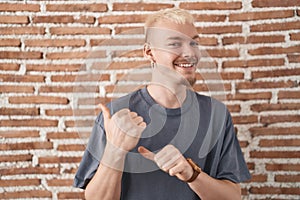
101, 142, 128, 171
185, 158, 201, 183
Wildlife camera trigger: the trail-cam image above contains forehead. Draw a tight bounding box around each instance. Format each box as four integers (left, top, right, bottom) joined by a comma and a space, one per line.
149, 20, 198, 39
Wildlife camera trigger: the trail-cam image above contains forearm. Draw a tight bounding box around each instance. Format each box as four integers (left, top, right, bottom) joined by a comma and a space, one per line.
85, 145, 127, 200
188, 172, 241, 200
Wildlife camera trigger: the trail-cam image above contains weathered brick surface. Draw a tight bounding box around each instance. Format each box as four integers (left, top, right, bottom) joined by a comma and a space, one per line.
0, 0, 299, 199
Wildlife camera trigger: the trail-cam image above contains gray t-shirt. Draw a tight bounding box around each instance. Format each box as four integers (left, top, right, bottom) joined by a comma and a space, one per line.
74, 87, 251, 199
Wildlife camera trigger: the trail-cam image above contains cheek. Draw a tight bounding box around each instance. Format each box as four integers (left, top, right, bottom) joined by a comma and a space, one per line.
153, 50, 178, 65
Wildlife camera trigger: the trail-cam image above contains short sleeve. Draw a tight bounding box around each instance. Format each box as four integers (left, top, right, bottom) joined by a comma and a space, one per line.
73, 114, 107, 189
216, 111, 251, 183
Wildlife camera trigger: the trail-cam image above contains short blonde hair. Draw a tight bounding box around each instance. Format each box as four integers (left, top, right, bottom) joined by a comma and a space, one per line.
145, 8, 195, 28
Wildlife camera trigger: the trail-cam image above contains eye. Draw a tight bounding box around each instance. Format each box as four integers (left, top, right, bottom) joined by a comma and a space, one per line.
190, 40, 199, 47
167, 42, 182, 48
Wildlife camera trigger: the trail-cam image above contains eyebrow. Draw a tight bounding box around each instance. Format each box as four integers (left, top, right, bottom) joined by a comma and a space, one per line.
166, 35, 200, 40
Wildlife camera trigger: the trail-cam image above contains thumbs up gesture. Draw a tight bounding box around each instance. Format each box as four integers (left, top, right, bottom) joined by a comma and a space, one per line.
99, 103, 146, 152
138, 145, 194, 182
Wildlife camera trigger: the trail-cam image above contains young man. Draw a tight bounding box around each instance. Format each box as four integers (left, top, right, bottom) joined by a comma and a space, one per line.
74, 8, 251, 199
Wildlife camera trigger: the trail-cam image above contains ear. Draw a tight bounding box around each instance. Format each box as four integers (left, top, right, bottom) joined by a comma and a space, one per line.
143, 43, 155, 62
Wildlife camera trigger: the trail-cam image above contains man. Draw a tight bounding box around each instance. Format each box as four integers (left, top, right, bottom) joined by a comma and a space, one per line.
74, 8, 251, 199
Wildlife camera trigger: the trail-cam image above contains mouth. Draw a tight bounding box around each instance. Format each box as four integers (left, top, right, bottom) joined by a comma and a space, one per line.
174, 62, 196, 69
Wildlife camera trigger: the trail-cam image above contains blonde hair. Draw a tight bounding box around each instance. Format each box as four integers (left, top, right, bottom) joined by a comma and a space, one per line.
145, 8, 195, 28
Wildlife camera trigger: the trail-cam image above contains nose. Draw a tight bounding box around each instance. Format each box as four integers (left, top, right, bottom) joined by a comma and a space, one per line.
181, 43, 196, 58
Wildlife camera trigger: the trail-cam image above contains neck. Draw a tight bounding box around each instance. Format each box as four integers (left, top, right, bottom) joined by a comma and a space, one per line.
146, 83, 187, 109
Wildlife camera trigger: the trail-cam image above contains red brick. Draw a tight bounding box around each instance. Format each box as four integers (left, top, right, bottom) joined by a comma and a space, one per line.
47, 179, 73, 186
0, 179, 40, 187
0, 154, 32, 162
0, 167, 60, 175
39, 156, 82, 164
64, 120, 94, 128
57, 144, 85, 151
194, 14, 226, 22
0, 63, 19, 71
105, 84, 145, 94
232, 115, 258, 124
193, 83, 231, 92
0, 108, 39, 115
288, 54, 300, 63
107, 60, 149, 70
251, 103, 300, 112
278, 91, 300, 99
260, 139, 300, 147
33, 15, 94, 24
0, 190, 52, 199
247, 174, 268, 183
250, 186, 300, 195
39, 86, 98, 93
0, 85, 34, 93
99, 14, 147, 24
252, 0, 300, 7
0, 119, 58, 127
9, 96, 69, 105
0, 74, 45, 82
46, 51, 106, 60
252, 68, 300, 78
25, 39, 86, 47
236, 81, 295, 90
261, 115, 300, 124
206, 48, 239, 58
115, 26, 144, 34
250, 151, 300, 158
0, 51, 42, 59
0, 27, 45, 35
227, 92, 272, 101
290, 32, 300, 40
0, 39, 21, 47
275, 175, 300, 182
0, 3, 40, 12
222, 58, 284, 68
197, 25, 242, 34
46, 3, 107, 12
45, 108, 97, 116
50, 27, 111, 35
0, 130, 40, 138
223, 35, 285, 45
50, 74, 110, 82
180, 2, 242, 10
91, 38, 144, 46
250, 127, 300, 136
0, 15, 28, 24
113, 3, 173, 11
0, 142, 53, 150
229, 10, 294, 21
57, 192, 84, 199
266, 164, 300, 171
226, 105, 241, 113
78, 97, 112, 106
26, 64, 82, 72
248, 45, 300, 55
251, 21, 300, 32
47, 131, 84, 139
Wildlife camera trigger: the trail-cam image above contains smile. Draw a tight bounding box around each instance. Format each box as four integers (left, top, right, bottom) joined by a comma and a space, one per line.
174, 63, 195, 68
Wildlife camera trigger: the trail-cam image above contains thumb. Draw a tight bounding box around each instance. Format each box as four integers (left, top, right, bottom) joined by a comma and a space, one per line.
98, 103, 111, 120
138, 146, 155, 161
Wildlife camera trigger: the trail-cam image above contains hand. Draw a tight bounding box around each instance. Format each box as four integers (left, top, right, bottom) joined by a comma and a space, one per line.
99, 103, 146, 152
138, 145, 193, 182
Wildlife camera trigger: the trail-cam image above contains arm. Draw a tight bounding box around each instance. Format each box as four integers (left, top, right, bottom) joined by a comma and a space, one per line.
138, 145, 241, 200
85, 104, 146, 200
188, 172, 241, 200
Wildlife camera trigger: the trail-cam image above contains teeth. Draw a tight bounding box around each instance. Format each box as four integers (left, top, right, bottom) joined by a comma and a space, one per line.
178, 63, 193, 68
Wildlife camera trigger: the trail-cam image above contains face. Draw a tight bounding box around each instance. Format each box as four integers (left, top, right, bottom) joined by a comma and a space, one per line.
145, 20, 200, 86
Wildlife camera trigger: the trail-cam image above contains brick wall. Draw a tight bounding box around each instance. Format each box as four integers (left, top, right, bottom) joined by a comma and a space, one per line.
0, 0, 299, 199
